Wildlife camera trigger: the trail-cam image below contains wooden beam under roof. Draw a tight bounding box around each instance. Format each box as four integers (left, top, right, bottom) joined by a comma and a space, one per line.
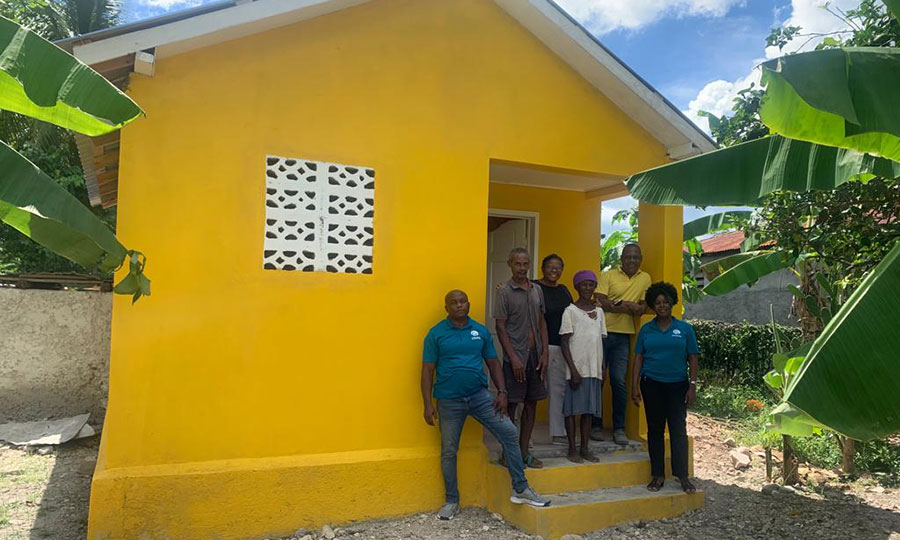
75, 53, 134, 208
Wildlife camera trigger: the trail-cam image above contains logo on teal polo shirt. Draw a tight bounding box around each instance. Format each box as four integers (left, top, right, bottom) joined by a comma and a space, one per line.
470, 330, 481, 340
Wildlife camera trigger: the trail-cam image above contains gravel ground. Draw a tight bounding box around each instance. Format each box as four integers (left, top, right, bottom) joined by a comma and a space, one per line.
2, 414, 899, 540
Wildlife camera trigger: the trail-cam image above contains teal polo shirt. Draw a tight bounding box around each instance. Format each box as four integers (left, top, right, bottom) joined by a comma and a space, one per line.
423, 317, 497, 399
635, 317, 700, 383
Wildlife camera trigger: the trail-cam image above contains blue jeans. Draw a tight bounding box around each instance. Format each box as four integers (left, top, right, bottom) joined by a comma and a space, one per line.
603, 332, 631, 431
437, 387, 528, 503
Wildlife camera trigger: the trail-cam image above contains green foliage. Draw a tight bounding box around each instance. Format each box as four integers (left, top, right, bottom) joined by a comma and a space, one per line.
600, 208, 637, 271
0, 118, 115, 275
693, 383, 769, 420
699, 86, 769, 147
691, 319, 802, 390
791, 431, 843, 470
750, 177, 900, 289
0, 0, 125, 276
0, 0, 122, 40
0, 14, 147, 296
855, 438, 900, 476
696, 382, 900, 476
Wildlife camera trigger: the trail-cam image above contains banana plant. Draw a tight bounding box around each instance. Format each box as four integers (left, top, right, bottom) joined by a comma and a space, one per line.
0, 15, 148, 301
621, 5, 900, 440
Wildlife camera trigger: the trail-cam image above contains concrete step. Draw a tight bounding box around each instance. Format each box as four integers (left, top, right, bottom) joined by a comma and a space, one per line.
484, 435, 645, 461
513, 453, 667, 494
487, 483, 703, 539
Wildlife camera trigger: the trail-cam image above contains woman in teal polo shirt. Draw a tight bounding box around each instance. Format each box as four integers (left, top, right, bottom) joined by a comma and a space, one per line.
631, 282, 699, 494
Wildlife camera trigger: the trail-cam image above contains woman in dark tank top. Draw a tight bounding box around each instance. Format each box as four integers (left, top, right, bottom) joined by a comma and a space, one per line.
533, 254, 573, 442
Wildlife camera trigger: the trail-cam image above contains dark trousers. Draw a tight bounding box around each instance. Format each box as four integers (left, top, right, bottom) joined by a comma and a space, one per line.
640, 376, 690, 478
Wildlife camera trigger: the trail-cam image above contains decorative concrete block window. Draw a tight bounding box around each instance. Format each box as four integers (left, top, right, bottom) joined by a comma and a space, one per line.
263, 156, 374, 274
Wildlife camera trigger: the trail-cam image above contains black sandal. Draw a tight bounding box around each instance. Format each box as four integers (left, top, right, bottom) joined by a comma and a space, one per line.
679, 477, 696, 493
647, 476, 664, 492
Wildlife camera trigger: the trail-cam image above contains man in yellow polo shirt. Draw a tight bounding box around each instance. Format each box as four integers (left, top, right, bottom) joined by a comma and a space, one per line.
593, 244, 651, 445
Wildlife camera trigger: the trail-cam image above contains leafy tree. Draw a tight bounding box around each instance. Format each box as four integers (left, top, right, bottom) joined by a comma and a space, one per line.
0, 0, 121, 276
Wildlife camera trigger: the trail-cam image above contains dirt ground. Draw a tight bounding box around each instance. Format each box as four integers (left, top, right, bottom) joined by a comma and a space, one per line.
2, 414, 899, 540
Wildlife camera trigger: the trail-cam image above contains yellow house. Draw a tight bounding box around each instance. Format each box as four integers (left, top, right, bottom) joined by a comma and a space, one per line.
60, 0, 715, 538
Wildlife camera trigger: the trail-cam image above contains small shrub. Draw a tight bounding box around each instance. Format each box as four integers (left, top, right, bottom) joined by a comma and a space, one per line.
856, 439, 900, 479
694, 383, 770, 420
792, 432, 842, 470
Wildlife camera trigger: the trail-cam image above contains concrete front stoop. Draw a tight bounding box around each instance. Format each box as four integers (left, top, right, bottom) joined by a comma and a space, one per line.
484, 438, 702, 539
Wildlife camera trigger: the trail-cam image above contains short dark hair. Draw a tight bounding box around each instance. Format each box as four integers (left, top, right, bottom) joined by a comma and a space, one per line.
508, 247, 529, 260
541, 253, 564, 269
622, 243, 642, 256
645, 281, 678, 307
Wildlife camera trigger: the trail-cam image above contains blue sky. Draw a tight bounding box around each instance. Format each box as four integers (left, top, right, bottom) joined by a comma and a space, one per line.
120, 0, 857, 234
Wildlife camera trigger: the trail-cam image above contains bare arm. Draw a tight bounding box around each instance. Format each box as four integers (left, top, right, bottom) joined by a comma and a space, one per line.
594, 293, 633, 314
495, 319, 518, 363
560, 333, 581, 386
540, 316, 549, 357
485, 358, 505, 391
623, 300, 648, 316
421, 363, 437, 425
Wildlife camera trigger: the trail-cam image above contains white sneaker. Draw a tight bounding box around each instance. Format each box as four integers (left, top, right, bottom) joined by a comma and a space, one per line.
510, 487, 551, 507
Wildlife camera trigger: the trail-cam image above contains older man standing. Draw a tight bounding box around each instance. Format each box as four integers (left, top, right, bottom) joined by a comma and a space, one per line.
594, 243, 651, 445
494, 247, 549, 469
422, 290, 550, 521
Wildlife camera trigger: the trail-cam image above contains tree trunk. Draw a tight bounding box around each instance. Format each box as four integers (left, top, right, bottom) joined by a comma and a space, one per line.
840, 436, 856, 475
783, 434, 799, 484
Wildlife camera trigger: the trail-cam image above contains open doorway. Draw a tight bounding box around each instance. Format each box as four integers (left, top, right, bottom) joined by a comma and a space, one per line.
485, 209, 538, 362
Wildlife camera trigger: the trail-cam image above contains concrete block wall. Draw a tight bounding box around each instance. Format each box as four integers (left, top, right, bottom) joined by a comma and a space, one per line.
0, 288, 111, 423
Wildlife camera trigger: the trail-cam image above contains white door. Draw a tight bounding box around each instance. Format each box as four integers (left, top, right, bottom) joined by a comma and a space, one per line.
485, 218, 531, 359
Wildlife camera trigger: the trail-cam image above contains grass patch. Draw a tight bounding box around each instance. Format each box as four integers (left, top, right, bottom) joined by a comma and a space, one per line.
0, 503, 10, 527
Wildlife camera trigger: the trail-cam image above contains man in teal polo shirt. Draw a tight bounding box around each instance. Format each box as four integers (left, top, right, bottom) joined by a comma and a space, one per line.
421, 290, 550, 521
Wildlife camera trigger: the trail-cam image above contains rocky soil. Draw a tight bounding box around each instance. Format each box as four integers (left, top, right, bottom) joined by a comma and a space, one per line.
2, 414, 899, 540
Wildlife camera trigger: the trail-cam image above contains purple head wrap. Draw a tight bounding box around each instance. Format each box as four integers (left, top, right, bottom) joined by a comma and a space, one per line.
573, 269, 598, 287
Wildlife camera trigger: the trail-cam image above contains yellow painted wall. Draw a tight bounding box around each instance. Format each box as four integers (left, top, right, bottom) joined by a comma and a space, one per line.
489, 183, 602, 287
94, 0, 672, 536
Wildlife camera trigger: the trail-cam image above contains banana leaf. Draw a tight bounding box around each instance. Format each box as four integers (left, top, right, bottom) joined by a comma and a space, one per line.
760, 48, 900, 162
702, 250, 794, 296
701, 250, 774, 280
780, 240, 900, 441
1, 140, 123, 267
0, 15, 142, 135
683, 211, 752, 240
625, 135, 900, 206
0, 140, 148, 299
886, 0, 900, 20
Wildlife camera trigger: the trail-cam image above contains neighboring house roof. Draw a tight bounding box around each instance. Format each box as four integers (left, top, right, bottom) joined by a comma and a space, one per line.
701, 230, 747, 255
57, 0, 716, 207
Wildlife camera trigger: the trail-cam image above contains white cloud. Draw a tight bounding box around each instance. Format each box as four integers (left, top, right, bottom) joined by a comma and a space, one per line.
681, 0, 857, 134
764, 0, 859, 58
557, 0, 745, 34
681, 67, 761, 133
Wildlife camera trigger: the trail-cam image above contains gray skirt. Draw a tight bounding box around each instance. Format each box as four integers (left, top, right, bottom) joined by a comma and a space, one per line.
563, 377, 602, 417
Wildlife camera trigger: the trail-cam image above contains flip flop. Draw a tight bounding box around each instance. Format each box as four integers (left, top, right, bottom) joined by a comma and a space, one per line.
647, 476, 664, 492
679, 477, 697, 494
523, 453, 544, 469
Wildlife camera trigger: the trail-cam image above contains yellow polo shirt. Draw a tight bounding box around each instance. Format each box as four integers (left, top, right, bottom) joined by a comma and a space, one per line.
597, 268, 652, 334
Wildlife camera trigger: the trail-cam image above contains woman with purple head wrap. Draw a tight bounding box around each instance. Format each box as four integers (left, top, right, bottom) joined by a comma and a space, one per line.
558, 270, 607, 463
